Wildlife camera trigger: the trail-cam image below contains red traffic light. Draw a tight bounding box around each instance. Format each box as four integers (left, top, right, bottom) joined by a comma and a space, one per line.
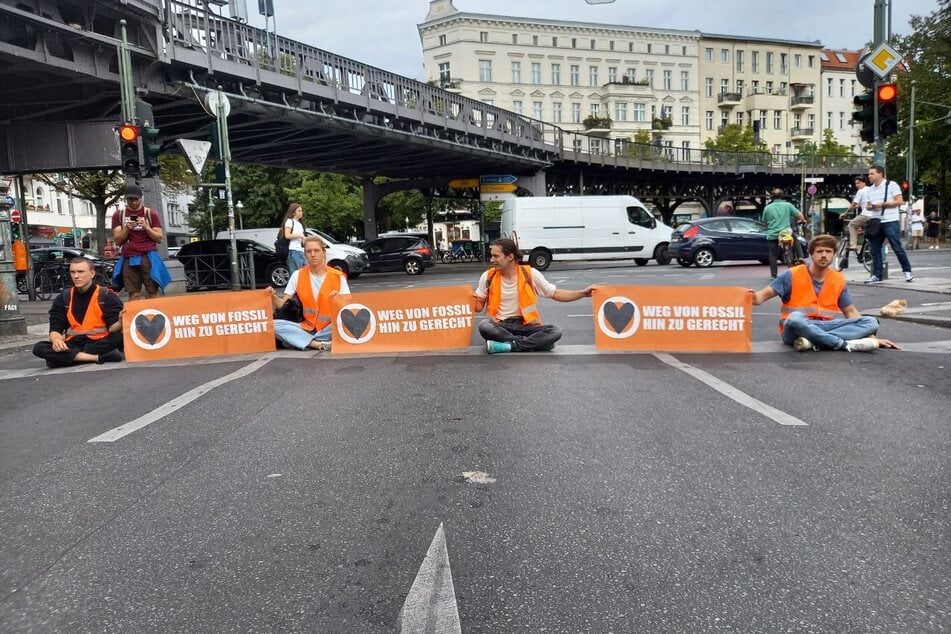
876, 83, 898, 103
118, 124, 140, 142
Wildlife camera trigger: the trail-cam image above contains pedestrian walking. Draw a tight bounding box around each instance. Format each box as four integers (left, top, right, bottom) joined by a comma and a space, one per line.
926, 211, 941, 249
761, 188, 806, 280
863, 165, 914, 283
282, 202, 307, 271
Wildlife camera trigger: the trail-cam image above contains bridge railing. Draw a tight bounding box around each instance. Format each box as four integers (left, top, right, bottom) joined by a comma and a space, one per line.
549, 129, 870, 173
163, 0, 563, 154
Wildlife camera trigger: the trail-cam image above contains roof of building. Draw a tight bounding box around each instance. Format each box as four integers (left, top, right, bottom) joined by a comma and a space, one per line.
698, 32, 824, 48
820, 48, 863, 71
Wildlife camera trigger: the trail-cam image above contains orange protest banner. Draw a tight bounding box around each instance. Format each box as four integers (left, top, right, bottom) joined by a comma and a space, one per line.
592, 286, 752, 353
123, 290, 276, 362
330, 286, 474, 354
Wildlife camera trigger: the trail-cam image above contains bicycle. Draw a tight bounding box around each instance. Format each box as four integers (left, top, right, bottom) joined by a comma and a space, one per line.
832, 224, 872, 273
33, 264, 70, 301
440, 242, 473, 263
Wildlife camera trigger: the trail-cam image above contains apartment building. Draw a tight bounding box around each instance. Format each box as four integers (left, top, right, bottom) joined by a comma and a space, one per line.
819, 49, 864, 154
697, 34, 824, 155
418, 0, 702, 158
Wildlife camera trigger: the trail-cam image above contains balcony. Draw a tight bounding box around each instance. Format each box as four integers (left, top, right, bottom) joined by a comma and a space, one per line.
717, 92, 742, 107
582, 115, 613, 134
790, 127, 815, 140
790, 94, 815, 109
744, 88, 787, 111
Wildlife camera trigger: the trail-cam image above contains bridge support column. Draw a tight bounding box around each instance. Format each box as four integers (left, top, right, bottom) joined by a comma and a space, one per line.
362, 178, 381, 240
519, 170, 547, 197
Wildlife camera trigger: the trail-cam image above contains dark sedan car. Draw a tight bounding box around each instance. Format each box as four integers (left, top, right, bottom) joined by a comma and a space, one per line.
669, 217, 808, 268
361, 235, 435, 275
175, 239, 291, 291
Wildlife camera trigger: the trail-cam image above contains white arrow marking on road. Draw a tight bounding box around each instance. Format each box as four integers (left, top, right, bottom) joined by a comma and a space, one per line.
399, 523, 462, 634
654, 352, 809, 426
87, 358, 272, 442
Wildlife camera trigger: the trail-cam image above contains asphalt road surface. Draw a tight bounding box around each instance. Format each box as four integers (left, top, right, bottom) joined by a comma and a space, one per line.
1, 258, 949, 633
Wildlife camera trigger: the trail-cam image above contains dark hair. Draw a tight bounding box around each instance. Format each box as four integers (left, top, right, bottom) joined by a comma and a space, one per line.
808, 234, 838, 255
283, 202, 302, 222
853, 175, 867, 185
869, 164, 885, 176
68, 256, 95, 271
491, 238, 521, 260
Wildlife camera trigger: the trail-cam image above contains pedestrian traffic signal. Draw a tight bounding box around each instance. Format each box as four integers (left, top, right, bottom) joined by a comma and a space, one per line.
118, 123, 142, 177
141, 125, 162, 177
877, 83, 899, 139
852, 91, 875, 143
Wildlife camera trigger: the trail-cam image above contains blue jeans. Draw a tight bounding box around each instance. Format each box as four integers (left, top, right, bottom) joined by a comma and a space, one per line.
781, 311, 879, 350
868, 220, 912, 278
287, 249, 305, 271
274, 319, 331, 350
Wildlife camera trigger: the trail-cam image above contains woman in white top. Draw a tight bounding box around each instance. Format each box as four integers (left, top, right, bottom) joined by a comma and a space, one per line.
282, 202, 307, 270
908, 208, 926, 250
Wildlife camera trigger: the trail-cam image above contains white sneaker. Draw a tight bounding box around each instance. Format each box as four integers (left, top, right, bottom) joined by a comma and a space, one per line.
928, 246, 935, 250
793, 337, 815, 352
844, 338, 880, 353
864, 276, 881, 284
905, 271, 915, 282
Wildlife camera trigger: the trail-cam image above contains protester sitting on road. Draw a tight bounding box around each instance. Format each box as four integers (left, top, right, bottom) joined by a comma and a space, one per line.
266, 236, 349, 351
32, 257, 125, 368
750, 234, 899, 353
473, 238, 598, 354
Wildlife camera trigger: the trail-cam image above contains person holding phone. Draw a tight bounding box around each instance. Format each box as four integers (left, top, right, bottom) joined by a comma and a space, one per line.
111, 184, 169, 300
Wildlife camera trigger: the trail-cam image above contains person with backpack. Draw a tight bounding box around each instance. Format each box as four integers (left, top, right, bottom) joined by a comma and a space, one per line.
32, 257, 125, 368
279, 202, 307, 271
473, 238, 598, 354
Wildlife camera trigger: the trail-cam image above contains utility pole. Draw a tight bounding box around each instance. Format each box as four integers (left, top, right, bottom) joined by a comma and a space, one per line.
872, 0, 890, 167
207, 88, 240, 290
906, 80, 916, 215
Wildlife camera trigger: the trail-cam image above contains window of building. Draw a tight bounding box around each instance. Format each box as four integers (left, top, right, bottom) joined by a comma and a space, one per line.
571, 102, 581, 123
736, 50, 744, 73
839, 78, 845, 97
827, 77, 833, 97
626, 68, 636, 82
633, 103, 646, 122
590, 39, 596, 49
533, 35, 538, 46
512, 34, 518, 45
736, 79, 744, 94
661, 105, 672, 119
479, 31, 488, 43
681, 71, 689, 91
780, 53, 788, 75
751, 79, 759, 93
808, 55, 815, 68
766, 81, 773, 94
766, 52, 774, 74
573, 138, 583, 152
807, 113, 815, 128
682, 141, 690, 158
610, 40, 615, 51
705, 77, 713, 98
839, 111, 845, 130
645, 69, 654, 88
720, 112, 729, 126
438, 34, 446, 46
705, 47, 713, 61
531, 62, 541, 84
629, 42, 634, 52
794, 54, 801, 68
571, 38, 577, 48
663, 70, 672, 90
590, 103, 601, 116
793, 113, 802, 128
608, 67, 618, 83
438, 62, 451, 83
736, 111, 744, 125
721, 48, 729, 63
683, 46, 688, 56
850, 79, 856, 97
647, 43, 652, 54
511, 62, 521, 83
826, 111, 832, 129
681, 106, 690, 126
590, 138, 602, 154
552, 102, 562, 122
720, 78, 729, 93
532, 101, 543, 119
551, 63, 561, 85
705, 110, 713, 130
479, 60, 492, 82
751, 51, 759, 74
512, 100, 523, 114
615, 102, 628, 121
553, 36, 558, 47
774, 110, 782, 129
570, 65, 579, 86
589, 65, 599, 86
760, 111, 767, 130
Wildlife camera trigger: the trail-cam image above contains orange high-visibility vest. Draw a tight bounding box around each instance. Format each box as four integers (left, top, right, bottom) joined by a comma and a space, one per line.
65, 286, 109, 341
486, 265, 541, 324
295, 266, 343, 332
779, 265, 845, 333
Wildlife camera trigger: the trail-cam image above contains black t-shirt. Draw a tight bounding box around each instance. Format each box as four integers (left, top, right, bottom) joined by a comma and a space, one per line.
49, 285, 124, 334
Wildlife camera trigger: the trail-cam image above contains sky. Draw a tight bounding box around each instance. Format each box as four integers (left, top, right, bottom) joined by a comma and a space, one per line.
236, 0, 940, 80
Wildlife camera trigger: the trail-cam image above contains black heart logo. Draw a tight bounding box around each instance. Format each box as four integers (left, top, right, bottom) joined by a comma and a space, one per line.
341, 308, 371, 340
135, 313, 166, 345
604, 302, 635, 334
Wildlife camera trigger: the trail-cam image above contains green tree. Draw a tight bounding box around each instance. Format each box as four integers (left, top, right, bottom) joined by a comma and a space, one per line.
703, 124, 767, 152
286, 172, 364, 239
797, 129, 859, 168
622, 129, 664, 160
37, 171, 123, 252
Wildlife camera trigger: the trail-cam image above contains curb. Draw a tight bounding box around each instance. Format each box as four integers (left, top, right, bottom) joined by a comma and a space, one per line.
879, 314, 951, 329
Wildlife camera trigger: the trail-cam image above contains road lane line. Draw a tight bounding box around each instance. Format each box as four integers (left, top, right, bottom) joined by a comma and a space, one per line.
87, 358, 272, 443
653, 352, 808, 426
399, 523, 462, 634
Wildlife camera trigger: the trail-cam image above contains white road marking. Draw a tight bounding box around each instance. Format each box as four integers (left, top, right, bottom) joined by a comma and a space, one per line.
653, 352, 809, 426
86, 358, 273, 442
399, 523, 461, 634
567, 313, 594, 317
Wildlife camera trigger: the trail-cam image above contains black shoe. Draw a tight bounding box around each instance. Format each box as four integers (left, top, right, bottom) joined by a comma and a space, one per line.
97, 349, 125, 364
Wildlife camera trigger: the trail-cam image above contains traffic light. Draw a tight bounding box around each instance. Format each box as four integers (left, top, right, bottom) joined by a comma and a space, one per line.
11, 222, 19, 240
141, 125, 162, 177
118, 123, 142, 177
852, 91, 875, 143
877, 83, 899, 139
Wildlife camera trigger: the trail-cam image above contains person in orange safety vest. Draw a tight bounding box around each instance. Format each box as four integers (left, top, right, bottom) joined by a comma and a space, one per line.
473, 238, 599, 354
267, 236, 349, 351
750, 234, 899, 352
32, 257, 125, 367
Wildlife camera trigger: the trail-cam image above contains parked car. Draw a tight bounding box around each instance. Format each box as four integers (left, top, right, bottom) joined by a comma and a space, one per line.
27, 246, 114, 282
175, 239, 291, 291
167, 246, 181, 258
361, 236, 435, 275
216, 227, 369, 278
669, 217, 809, 268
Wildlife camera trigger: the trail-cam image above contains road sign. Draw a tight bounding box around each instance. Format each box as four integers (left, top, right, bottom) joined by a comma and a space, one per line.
480, 183, 517, 194
448, 178, 479, 189
807, 184, 818, 196
866, 43, 902, 79
10, 209, 20, 223
205, 90, 231, 118
804, 177, 825, 184
480, 175, 517, 185
176, 139, 213, 175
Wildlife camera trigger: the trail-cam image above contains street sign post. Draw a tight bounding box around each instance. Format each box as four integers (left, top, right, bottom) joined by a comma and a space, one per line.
10, 209, 20, 223
866, 42, 903, 80
480, 183, 517, 194
480, 175, 517, 185
448, 178, 479, 189
176, 139, 213, 176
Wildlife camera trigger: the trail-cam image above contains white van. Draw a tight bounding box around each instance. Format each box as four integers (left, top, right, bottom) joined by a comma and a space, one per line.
500, 196, 672, 270
216, 227, 370, 278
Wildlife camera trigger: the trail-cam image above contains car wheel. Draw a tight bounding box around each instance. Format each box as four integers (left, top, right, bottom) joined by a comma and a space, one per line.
404, 258, 424, 275
530, 249, 551, 271
634, 258, 649, 267
328, 260, 349, 278
677, 258, 692, 268
653, 243, 672, 265
693, 248, 715, 268
268, 263, 291, 287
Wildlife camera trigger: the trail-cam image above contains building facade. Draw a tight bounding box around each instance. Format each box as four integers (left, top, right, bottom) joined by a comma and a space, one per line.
819, 49, 864, 155
419, 0, 702, 159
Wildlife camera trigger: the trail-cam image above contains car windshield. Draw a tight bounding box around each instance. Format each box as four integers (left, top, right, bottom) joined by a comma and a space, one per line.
308, 228, 339, 244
